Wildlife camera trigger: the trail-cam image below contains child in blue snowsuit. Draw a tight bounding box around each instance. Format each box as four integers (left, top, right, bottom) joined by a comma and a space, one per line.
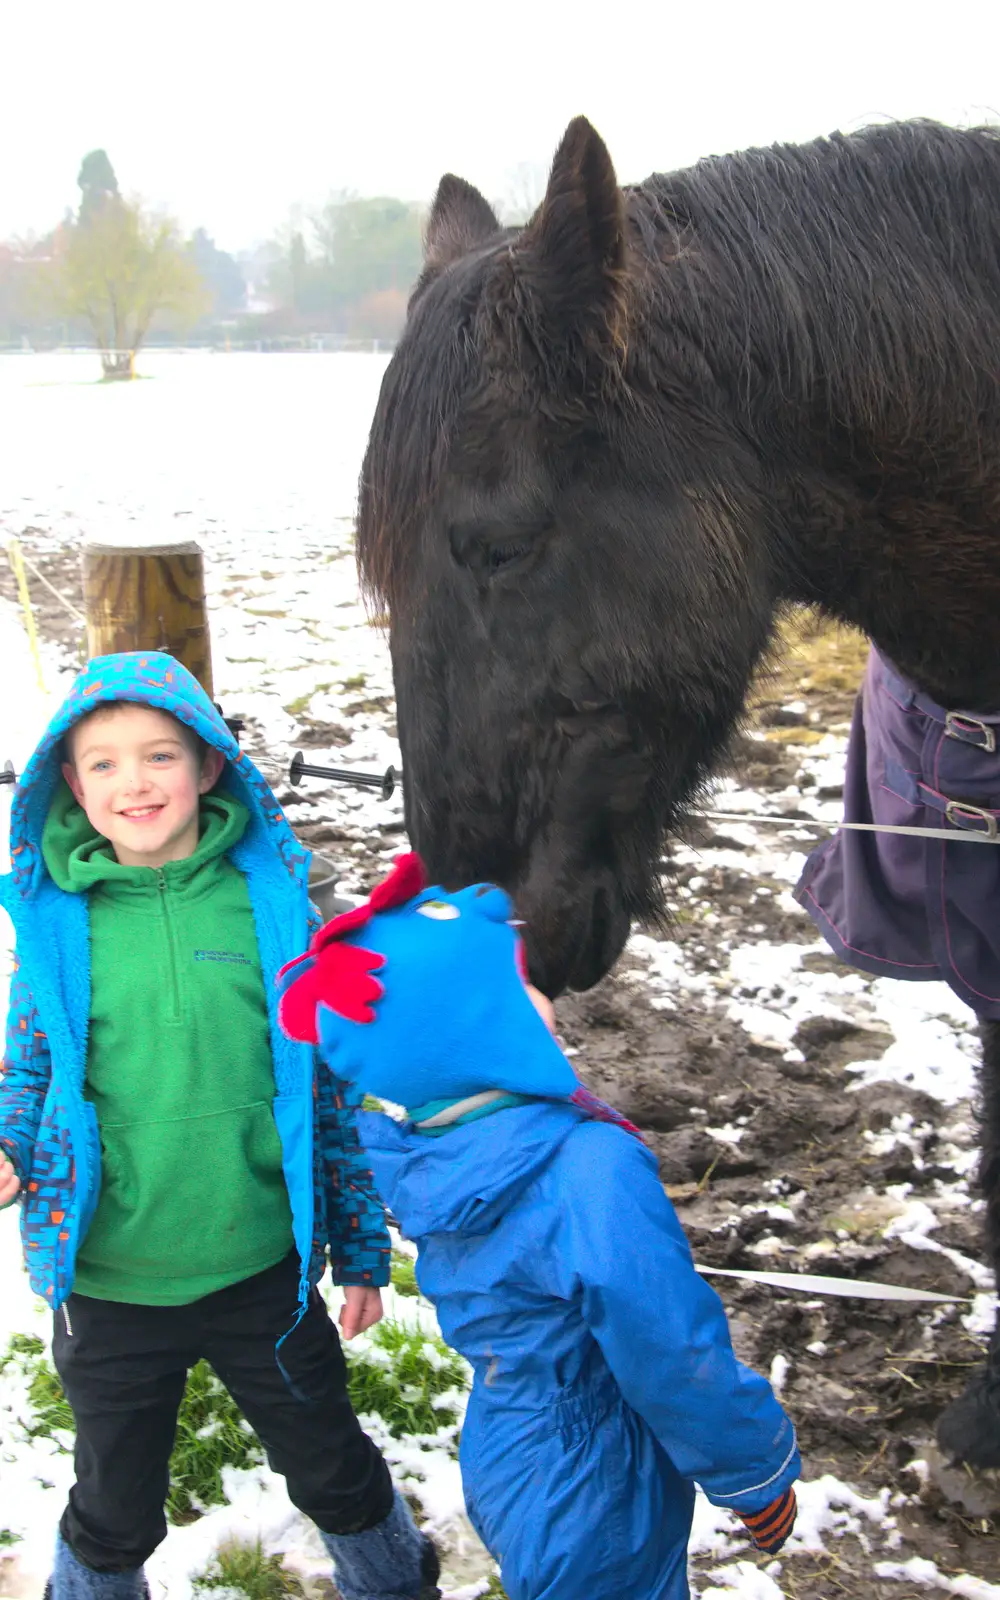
0, 655, 438, 1600
279, 853, 802, 1600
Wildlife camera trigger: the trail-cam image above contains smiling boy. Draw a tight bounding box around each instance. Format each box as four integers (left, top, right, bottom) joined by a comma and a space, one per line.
0, 653, 439, 1600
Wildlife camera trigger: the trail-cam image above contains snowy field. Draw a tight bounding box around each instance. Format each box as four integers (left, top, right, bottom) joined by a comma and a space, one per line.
0, 350, 998, 1598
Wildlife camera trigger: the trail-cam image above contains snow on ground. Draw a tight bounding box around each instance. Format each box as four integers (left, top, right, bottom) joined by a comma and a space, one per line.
0, 351, 996, 1597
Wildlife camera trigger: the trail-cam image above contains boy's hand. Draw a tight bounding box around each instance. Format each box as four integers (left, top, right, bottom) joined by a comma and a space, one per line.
736, 1486, 797, 1554
0, 1152, 21, 1208
340, 1286, 384, 1341
525, 984, 556, 1034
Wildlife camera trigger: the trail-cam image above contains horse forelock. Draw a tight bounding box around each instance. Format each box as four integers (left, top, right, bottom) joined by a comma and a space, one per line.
357, 261, 482, 615
357, 231, 638, 618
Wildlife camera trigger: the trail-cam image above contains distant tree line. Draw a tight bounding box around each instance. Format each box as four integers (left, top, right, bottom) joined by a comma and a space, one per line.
256, 194, 423, 344
0, 150, 546, 372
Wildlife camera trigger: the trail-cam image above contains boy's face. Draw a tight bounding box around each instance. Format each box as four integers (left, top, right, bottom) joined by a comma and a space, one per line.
62, 703, 224, 868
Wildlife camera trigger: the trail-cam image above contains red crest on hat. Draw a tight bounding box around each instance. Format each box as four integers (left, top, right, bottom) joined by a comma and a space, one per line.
278, 853, 427, 1041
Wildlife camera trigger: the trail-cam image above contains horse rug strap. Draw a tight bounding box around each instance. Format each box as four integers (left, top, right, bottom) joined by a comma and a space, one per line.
794, 646, 1000, 1019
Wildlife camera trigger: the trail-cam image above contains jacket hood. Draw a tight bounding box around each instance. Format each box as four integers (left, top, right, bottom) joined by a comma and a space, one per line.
357, 1101, 584, 1237
5, 651, 308, 901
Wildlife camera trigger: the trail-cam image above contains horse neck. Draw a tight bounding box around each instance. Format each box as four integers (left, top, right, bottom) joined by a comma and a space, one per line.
624, 172, 1000, 706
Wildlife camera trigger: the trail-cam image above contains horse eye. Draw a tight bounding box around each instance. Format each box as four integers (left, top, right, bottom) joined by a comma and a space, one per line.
449, 518, 552, 578
488, 542, 530, 573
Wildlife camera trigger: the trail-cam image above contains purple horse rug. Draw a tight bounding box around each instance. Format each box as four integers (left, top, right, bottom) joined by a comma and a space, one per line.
795, 647, 1000, 1019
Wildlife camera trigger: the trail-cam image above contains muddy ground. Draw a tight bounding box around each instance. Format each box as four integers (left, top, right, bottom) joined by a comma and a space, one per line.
4, 538, 998, 1599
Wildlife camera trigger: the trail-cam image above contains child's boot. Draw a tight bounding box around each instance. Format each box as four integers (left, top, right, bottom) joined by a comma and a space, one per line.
321, 1487, 441, 1599
45, 1535, 149, 1599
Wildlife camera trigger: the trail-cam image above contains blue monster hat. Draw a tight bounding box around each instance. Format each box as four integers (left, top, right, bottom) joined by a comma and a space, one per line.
278, 853, 581, 1108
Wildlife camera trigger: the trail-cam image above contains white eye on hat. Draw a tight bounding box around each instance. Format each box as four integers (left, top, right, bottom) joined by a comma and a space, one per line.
416, 900, 461, 921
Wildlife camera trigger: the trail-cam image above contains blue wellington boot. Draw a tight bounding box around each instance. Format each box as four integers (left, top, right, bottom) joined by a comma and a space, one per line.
321, 1487, 441, 1600
45, 1535, 149, 1600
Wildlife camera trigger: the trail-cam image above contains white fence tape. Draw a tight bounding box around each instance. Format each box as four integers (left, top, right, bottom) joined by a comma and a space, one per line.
700, 809, 1000, 845
695, 1264, 969, 1304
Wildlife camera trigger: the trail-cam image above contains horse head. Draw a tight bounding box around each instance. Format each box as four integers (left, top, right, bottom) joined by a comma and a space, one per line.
357, 117, 779, 994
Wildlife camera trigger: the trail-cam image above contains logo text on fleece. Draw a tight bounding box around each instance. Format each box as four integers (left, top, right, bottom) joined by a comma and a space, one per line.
194, 949, 252, 966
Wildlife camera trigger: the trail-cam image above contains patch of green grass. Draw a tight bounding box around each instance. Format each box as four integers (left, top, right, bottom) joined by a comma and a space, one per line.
5, 1331, 46, 1359
0, 1529, 21, 1547
3, 1318, 468, 1527
285, 681, 337, 718
1, 1337, 262, 1523
390, 1252, 419, 1297
342, 673, 367, 691
7, 1333, 75, 1438
345, 1320, 468, 1436
166, 1361, 264, 1521
193, 1538, 304, 1598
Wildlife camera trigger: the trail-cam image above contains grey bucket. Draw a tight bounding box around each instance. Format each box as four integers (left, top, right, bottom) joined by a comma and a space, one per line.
308, 853, 354, 923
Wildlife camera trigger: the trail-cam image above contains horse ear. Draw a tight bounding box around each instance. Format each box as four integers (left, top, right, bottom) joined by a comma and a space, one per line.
424, 175, 501, 272
517, 116, 626, 338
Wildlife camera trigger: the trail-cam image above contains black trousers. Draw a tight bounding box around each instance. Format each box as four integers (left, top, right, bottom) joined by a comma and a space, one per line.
52, 1253, 394, 1573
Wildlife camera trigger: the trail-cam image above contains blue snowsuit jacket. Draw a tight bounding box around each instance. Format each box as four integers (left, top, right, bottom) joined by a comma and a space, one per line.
359, 1102, 800, 1600
0, 651, 390, 1315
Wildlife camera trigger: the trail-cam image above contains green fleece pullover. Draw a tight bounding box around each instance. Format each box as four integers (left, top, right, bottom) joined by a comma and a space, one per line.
42, 785, 294, 1304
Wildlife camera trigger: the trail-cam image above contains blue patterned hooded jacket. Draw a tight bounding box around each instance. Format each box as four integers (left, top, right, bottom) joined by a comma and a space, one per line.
0, 651, 390, 1314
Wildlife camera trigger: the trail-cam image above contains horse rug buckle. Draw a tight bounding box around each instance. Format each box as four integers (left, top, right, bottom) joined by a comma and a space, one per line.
945, 711, 997, 753
945, 799, 999, 840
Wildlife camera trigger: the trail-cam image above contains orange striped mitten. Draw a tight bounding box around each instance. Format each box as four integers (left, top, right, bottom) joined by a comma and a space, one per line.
736, 1486, 797, 1554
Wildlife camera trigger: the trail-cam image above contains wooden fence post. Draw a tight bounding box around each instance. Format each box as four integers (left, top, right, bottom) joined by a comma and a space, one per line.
80, 539, 214, 698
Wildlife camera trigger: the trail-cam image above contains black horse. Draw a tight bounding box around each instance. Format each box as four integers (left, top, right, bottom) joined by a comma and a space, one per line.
356, 116, 1000, 1467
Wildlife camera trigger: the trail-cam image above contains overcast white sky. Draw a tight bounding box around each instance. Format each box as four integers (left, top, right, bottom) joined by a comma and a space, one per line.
3, 0, 998, 252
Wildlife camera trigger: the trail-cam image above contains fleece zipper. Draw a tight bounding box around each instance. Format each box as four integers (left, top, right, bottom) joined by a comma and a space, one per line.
157, 869, 182, 1023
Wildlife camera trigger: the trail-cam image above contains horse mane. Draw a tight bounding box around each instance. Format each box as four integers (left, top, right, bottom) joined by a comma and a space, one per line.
630, 119, 1000, 447
357, 118, 1000, 613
